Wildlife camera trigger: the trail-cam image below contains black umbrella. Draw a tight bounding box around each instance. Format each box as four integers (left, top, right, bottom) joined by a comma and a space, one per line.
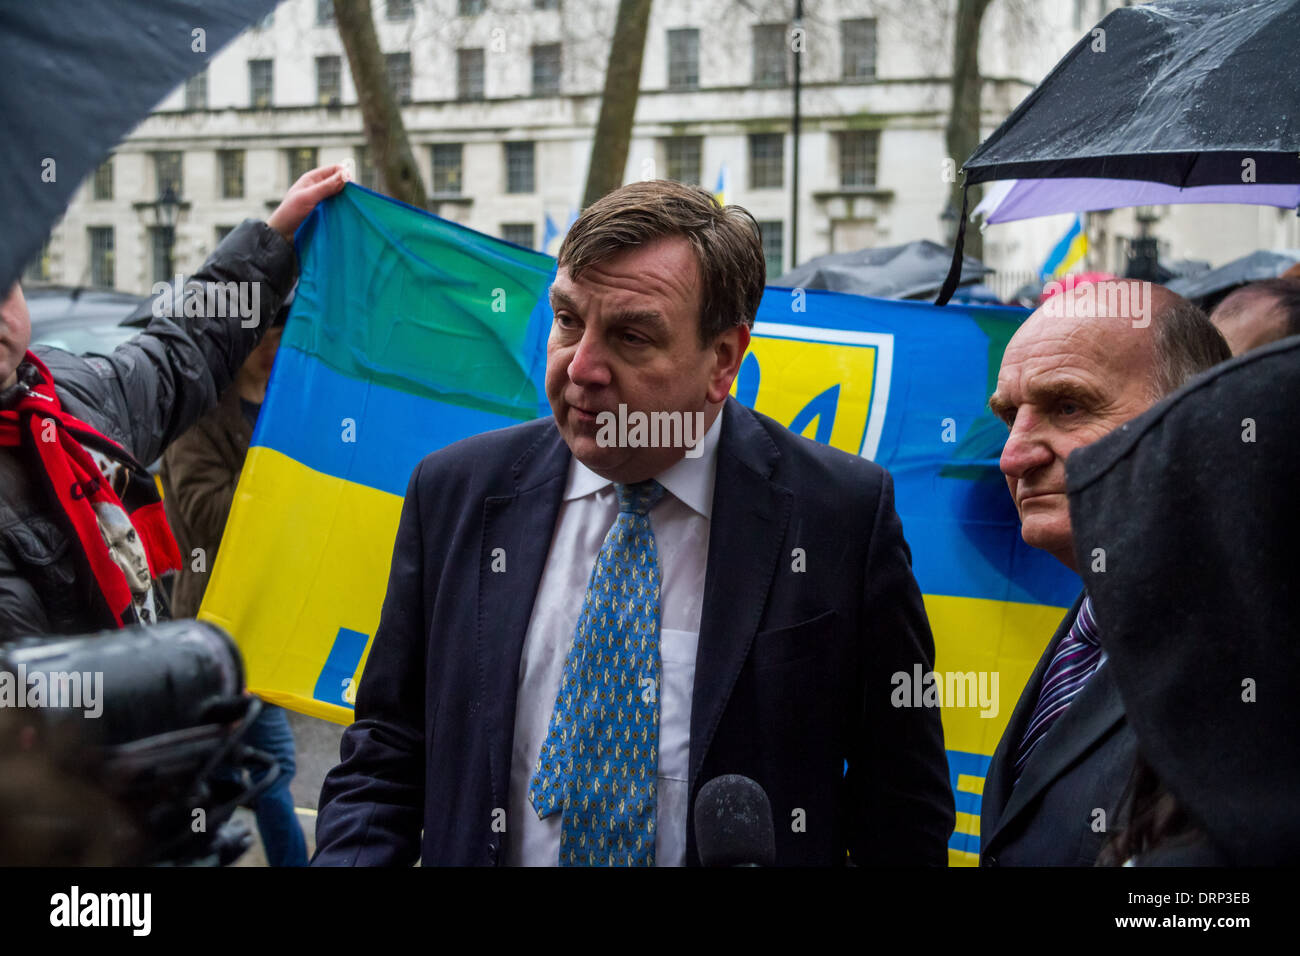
0, 0, 279, 291
938, 0, 1300, 304
1165, 249, 1300, 301
775, 240, 990, 300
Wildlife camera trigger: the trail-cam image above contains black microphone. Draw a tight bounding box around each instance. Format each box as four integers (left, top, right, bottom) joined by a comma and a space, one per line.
694, 774, 776, 866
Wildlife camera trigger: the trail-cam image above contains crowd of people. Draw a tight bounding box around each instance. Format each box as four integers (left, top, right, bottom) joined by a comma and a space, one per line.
1, 161, 1297, 865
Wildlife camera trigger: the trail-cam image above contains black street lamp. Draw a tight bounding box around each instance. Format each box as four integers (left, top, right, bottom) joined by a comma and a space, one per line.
133, 184, 187, 285
156, 184, 180, 279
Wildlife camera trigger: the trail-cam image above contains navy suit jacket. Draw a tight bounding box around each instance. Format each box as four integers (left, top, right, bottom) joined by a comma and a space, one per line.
979, 593, 1138, 866
314, 397, 954, 865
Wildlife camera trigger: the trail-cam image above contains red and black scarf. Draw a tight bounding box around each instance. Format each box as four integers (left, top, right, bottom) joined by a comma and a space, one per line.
0, 352, 181, 628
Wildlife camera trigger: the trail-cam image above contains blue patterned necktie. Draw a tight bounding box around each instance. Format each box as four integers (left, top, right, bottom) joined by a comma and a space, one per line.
1013, 595, 1104, 785
528, 479, 667, 866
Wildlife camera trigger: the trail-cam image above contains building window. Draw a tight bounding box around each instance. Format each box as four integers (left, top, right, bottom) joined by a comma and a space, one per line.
89, 227, 114, 288
457, 48, 485, 101
758, 221, 784, 278
753, 23, 788, 87
149, 226, 174, 285
153, 151, 183, 197
249, 59, 273, 108
430, 143, 463, 194
749, 133, 783, 189
23, 238, 51, 283
505, 142, 535, 194
355, 145, 379, 190
663, 136, 702, 186
185, 69, 208, 109
459, 0, 485, 15
667, 28, 699, 91
216, 225, 236, 245
532, 43, 562, 95
386, 53, 412, 104
316, 0, 335, 25
287, 147, 319, 185
838, 130, 879, 188
92, 157, 113, 201
219, 150, 245, 199
842, 18, 877, 80
502, 223, 536, 248
387, 0, 413, 20
317, 55, 342, 105
535, 0, 560, 10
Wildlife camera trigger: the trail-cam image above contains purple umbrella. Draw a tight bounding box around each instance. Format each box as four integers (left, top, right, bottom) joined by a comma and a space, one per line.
976, 178, 1300, 224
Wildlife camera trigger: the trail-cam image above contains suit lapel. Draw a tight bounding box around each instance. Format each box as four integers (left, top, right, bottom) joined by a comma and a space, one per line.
477, 422, 570, 809
988, 593, 1126, 843
689, 398, 792, 788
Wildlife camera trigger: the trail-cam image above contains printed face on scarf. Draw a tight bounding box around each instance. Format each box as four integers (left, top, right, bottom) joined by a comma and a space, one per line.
93, 502, 151, 595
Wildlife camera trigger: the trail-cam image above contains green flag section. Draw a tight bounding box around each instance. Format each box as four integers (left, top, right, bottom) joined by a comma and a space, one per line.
200, 184, 1079, 865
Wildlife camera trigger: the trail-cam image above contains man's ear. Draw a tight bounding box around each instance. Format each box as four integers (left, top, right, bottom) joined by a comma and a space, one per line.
706, 323, 751, 404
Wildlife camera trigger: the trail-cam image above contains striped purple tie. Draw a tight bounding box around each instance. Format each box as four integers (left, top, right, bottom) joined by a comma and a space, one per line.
1013, 596, 1104, 785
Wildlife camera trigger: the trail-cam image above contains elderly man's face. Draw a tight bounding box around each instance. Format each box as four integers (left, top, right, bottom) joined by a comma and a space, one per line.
545, 236, 747, 483
1, 283, 33, 390
990, 283, 1165, 569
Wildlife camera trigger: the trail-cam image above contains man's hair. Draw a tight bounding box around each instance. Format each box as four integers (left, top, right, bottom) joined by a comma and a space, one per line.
1212, 278, 1300, 340
1151, 296, 1232, 397
557, 180, 767, 345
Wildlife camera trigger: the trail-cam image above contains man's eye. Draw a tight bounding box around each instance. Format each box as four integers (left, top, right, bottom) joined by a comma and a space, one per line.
621, 331, 647, 346
1059, 401, 1081, 416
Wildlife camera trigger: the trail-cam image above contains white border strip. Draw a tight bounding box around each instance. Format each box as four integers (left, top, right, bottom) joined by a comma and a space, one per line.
751, 321, 895, 461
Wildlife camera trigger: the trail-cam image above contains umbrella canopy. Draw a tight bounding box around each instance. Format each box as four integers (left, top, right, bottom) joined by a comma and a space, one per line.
938, 0, 1300, 306
963, 0, 1300, 188
0, 0, 279, 292
775, 240, 991, 300
1165, 250, 1300, 301
976, 177, 1300, 224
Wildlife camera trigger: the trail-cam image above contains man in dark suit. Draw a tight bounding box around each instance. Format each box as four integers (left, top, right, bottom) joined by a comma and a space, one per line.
980, 279, 1230, 866
313, 180, 954, 866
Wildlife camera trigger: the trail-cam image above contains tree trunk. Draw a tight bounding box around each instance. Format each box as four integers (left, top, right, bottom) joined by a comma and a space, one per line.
582, 0, 653, 208
945, 0, 994, 260
334, 0, 427, 209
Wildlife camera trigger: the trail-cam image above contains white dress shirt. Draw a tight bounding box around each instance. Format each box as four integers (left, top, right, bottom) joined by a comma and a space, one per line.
505, 409, 723, 866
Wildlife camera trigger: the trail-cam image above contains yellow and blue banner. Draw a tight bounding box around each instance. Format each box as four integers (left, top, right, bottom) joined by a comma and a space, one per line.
200, 184, 1078, 865
1040, 214, 1088, 279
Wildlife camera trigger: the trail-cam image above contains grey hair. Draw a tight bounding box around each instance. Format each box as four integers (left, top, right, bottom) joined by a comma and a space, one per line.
1151, 297, 1232, 398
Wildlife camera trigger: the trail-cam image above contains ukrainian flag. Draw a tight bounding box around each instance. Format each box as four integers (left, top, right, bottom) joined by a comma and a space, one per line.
201, 184, 1079, 866
713, 163, 727, 206
1040, 214, 1088, 280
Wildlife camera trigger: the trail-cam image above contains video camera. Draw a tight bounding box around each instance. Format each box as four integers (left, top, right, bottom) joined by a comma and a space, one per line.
0, 620, 276, 866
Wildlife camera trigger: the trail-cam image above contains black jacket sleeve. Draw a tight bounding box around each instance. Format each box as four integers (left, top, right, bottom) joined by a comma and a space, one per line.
41, 219, 295, 464
847, 469, 956, 865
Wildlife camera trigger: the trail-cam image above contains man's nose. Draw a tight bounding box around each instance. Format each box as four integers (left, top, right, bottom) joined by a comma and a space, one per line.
567, 330, 612, 388
999, 411, 1054, 480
